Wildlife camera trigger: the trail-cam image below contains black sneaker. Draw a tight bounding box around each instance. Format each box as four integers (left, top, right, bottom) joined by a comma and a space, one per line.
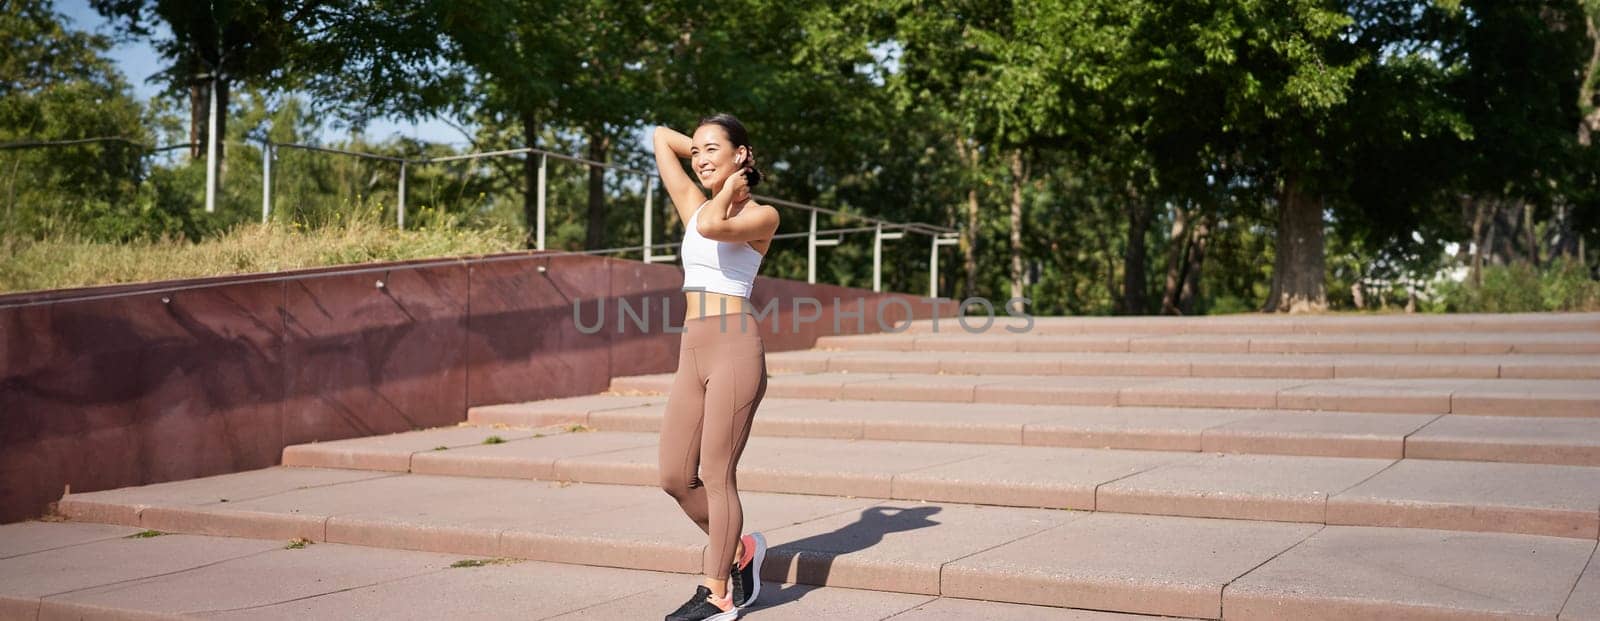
729, 532, 767, 608
664, 585, 738, 621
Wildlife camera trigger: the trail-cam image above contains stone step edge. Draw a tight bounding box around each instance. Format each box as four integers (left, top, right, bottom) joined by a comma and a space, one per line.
274, 438, 1600, 541
812, 333, 1600, 355
468, 401, 1600, 467
48, 478, 1598, 621
888, 315, 1600, 335
765, 351, 1600, 380
606, 373, 1600, 418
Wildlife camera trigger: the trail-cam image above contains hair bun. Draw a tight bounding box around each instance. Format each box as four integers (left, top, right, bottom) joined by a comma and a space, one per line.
743, 146, 762, 187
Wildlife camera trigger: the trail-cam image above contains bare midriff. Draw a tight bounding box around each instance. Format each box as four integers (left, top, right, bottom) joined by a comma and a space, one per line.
684, 290, 753, 320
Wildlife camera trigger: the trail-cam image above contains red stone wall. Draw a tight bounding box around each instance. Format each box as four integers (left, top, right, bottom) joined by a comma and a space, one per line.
0, 252, 955, 523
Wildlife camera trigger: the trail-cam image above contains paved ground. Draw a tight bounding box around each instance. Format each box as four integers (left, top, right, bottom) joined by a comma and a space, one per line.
0, 522, 1163, 620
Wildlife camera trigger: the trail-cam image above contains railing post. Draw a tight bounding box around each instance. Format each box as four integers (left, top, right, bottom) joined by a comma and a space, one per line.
873, 223, 883, 292
643, 178, 654, 262
929, 233, 958, 298
808, 210, 818, 284
397, 161, 407, 229
204, 75, 218, 213
873, 225, 904, 293
261, 143, 271, 224
536, 154, 547, 251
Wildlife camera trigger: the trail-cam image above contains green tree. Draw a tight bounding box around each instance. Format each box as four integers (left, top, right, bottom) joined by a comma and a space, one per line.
1133, 0, 1367, 313
970, 0, 1147, 306
1, 0, 147, 239
1449, 0, 1593, 277
437, 0, 665, 249
91, 0, 312, 163
89, 1, 453, 169
880, 0, 1023, 299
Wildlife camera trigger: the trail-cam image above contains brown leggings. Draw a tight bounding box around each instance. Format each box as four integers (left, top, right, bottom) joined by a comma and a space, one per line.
658, 312, 768, 581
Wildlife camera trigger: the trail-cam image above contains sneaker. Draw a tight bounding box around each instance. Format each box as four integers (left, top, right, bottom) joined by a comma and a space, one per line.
729, 532, 767, 608
664, 584, 739, 621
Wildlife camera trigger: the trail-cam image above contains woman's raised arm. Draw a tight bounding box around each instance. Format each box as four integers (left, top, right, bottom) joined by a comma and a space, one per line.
653, 126, 705, 225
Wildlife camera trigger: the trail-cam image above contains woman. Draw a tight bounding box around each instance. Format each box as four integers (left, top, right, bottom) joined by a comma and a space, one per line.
653, 114, 780, 621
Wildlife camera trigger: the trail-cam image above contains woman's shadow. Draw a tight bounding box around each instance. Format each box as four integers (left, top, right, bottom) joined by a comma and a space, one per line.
750, 504, 943, 610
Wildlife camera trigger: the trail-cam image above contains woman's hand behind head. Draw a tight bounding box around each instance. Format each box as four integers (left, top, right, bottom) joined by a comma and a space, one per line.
723, 163, 749, 197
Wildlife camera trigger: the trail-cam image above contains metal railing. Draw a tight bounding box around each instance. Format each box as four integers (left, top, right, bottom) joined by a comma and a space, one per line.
0, 137, 190, 153
265, 142, 962, 298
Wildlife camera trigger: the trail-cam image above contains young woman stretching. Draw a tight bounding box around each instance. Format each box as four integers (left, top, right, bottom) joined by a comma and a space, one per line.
653, 114, 780, 621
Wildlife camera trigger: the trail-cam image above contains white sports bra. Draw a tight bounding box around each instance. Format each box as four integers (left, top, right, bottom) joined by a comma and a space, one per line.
680, 202, 765, 298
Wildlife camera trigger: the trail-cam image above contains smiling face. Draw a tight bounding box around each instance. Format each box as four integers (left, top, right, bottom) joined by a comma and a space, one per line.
690, 124, 748, 193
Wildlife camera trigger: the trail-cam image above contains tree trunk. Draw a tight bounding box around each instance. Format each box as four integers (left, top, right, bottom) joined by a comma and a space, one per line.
1578, 10, 1599, 146
1493, 202, 1519, 265
216, 79, 229, 180
1548, 204, 1577, 259
1093, 222, 1117, 304
189, 83, 206, 160
522, 111, 540, 249
1504, 202, 1527, 264
1122, 194, 1151, 315
585, 130, 610, 251
188, 80, 231, 170
1469, 198, 1487, 286
1524, 202, 1540, 267
1561, 14, 1598, 263
1482, 202, 1500, 272
1265, 173, 1327, 313
1008, 150, 1025, 300
1178, 215, 1210, 315
956, 139, 980, 299
1161, 205, 1189, 315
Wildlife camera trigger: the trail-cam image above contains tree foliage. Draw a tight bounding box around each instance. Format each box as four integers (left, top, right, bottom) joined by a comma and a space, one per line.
6, 0, 1597, 313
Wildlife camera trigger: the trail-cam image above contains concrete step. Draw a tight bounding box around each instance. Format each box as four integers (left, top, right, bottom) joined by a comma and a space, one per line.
470, 395, 1600, 466
816, 331, 1600, 355
890, 312, 1600, 335
49, 469, 1600, 620
608, 372, 1600, 418
268, 426, 1600, 540
766, 350, 1600, 380
0, 521, 1164, 621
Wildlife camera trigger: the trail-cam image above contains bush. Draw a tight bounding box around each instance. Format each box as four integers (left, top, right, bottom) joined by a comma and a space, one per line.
1433, 258, 1600, 313
1539, 258, 1600, 311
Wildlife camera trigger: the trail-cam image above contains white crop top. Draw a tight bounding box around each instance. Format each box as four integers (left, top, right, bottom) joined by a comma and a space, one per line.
680, 202, 764, 298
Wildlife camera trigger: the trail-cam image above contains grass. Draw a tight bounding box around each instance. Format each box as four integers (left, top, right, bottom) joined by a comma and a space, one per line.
0, 218, 523, 295
285, 537, 312, 550
450, 558, 518, 568
481, 435, 505, 445
125, 530, 164, 539
563, 424, 594, 433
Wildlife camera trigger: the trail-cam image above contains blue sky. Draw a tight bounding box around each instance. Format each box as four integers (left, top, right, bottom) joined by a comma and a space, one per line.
57, 0, 469, 146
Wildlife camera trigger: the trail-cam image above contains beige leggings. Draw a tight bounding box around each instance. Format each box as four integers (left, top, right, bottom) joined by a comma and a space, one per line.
658, 312, 768, 581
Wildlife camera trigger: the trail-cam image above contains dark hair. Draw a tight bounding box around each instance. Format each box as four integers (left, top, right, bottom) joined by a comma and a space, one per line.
697, 113, 763, 187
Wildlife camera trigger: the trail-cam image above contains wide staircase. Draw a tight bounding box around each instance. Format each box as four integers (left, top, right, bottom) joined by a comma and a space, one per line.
6, 313, 1600, 620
